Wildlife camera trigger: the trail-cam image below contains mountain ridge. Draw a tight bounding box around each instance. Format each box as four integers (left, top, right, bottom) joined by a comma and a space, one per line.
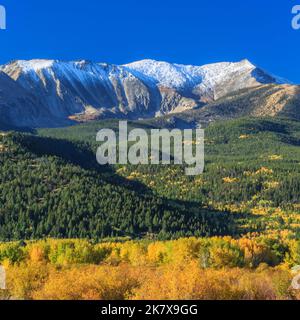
0, 58, 293, 128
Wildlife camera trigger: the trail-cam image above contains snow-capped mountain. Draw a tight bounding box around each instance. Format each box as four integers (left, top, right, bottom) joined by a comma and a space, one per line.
0, 58, 288, 128
125, 59, 286, 100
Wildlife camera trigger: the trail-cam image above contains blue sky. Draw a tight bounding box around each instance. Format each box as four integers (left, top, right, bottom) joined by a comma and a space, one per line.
0, 0, 299, 82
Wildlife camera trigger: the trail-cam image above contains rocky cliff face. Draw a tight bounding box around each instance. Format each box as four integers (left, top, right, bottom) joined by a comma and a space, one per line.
0, 71, 58, 128
154, 84, 300, 128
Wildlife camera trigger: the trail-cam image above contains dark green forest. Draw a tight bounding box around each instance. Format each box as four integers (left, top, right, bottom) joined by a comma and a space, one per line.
0, 130, 234, 241
0, 117, 300, 241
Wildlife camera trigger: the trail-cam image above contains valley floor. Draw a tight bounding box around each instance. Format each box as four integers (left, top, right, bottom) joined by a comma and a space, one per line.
1, 117, 300, 300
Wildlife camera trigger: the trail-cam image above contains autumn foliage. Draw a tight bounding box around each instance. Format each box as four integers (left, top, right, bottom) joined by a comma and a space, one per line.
1, 237, 300, 300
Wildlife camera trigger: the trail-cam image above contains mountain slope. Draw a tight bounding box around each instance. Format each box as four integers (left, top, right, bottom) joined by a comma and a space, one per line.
0, 71, 57, 128
151, 84, 300, 128
0, 132, 234, 240
38, 117, 300, 237
0, 59, 288, 128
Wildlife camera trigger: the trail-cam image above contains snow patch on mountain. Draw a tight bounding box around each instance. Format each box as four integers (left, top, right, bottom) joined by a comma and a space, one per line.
124, 59, 261, 91
16, 59, 55, 73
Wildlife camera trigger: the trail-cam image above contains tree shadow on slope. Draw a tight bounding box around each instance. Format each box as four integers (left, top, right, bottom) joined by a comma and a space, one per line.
14, 133, 150, 194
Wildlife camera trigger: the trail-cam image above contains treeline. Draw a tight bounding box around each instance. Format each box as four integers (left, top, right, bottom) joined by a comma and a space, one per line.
0, 236, 300, 269
1, 236, 299, 268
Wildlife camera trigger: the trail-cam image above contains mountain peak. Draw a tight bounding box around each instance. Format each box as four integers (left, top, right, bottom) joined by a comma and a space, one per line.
238, 58, 255, 67
16, 59, 55, 72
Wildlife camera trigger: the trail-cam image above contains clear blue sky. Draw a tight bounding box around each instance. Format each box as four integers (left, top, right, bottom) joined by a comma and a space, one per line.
0, 0, 299, 83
